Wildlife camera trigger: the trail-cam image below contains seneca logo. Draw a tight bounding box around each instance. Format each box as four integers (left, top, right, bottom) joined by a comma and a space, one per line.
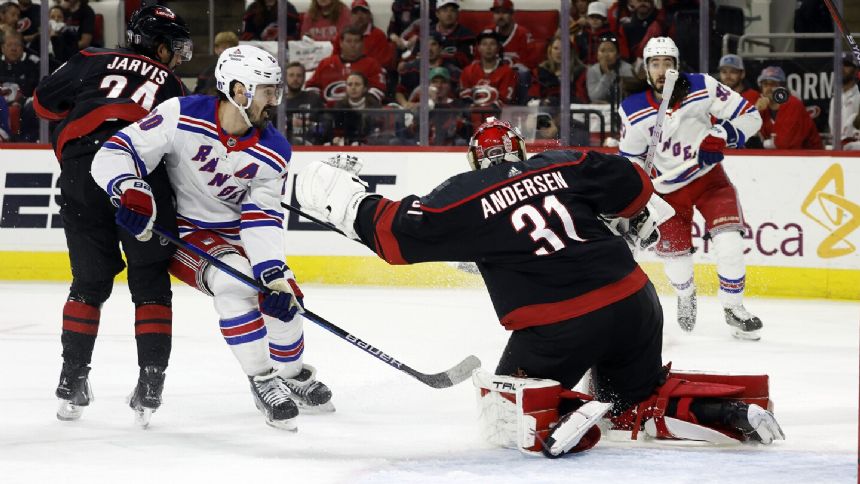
801, 163, 860, 259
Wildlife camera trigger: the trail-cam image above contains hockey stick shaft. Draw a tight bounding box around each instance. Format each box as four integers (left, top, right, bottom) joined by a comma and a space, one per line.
643, 69, 679, 176
822, 0, 860, 67
281, 201, 347, 237
151, 226, 479, 388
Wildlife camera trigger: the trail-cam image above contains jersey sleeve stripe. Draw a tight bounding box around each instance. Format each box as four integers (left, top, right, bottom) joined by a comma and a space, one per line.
113, 131, 148, 177
629, 110, 657, 126
178, 122, 219, 141
372, 198, 407, 265
251, 145, 287, 170
106, 173, 135, 196
244, 148, 285, 173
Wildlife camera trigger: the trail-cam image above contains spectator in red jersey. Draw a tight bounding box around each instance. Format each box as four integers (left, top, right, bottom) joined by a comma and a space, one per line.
755, 66, 823, 150
241, 0, 300, 41
489, 0, 535, 70
460, 30, 518, 111
60, 0, 96, 49
305, 26, 387, 106
300, 0, 351, 44
576, 2, 628, 65
607, 0, 632, 32
395, 31, 461, 109
332, 1, 395, 70
528, 34, 588, 105
618, 0, 666, 62
717, 54, 758, 105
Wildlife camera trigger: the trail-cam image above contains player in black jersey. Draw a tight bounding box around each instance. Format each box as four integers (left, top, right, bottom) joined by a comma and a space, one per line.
33, 5, 191, 426
294, 118, 784, 456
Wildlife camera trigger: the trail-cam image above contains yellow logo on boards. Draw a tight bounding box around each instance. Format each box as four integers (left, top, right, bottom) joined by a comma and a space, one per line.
800, 164, 860, 258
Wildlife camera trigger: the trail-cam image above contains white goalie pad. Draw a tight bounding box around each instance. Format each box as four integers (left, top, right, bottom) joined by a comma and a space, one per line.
472, 369, 562, 455
544, 401, 613, 456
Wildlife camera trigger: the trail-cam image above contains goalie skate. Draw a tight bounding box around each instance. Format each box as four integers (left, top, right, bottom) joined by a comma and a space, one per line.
249, 372, 299, 431
724, 306, 763, 341
281, 365, 334, 413
677, 291, 696, 332
56, 364, 93, 421
126, 366, 166, 429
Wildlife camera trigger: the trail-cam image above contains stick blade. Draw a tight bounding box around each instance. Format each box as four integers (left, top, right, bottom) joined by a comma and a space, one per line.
416, 355, 482, 389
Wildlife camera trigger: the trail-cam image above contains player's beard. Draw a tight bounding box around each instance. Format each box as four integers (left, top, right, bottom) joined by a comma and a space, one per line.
249, 105, 275, 130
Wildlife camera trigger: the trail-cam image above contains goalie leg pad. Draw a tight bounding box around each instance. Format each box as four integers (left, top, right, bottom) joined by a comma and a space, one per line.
472, 370, 604, 457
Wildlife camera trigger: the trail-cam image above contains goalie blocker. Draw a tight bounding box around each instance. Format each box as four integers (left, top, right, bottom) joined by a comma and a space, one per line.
474, 367, 783, 457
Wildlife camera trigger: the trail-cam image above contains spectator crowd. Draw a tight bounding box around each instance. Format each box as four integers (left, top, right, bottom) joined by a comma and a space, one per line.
0, 0, 857, 149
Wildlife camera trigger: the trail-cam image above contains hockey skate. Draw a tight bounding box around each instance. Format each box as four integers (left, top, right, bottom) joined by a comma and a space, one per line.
724, 305, 763, 341
56, 364, 93, 421
677, 291, 696, 332
721, 401, 785, 444
249, 371, 299, 431
281, 364, 335, 413
127, 366, 166, 428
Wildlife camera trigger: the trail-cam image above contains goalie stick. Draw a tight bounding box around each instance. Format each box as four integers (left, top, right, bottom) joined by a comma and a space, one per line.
151, 226, 481, 389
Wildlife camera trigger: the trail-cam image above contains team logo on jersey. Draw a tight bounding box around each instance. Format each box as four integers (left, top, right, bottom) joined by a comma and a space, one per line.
323, 81, 348, 102
801, 163, 859, 258
226, 137, 237, 147
471, 82, 499, 107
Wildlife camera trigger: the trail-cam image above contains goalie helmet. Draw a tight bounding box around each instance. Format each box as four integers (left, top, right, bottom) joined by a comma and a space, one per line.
467, 117, 527, 171
215, 45, 283, 125
126, 5, 192, 64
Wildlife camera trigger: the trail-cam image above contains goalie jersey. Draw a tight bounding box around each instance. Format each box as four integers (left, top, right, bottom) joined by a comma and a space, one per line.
90, 95, 292, 280
353, 150, 654, 331
618, 72, 761, 193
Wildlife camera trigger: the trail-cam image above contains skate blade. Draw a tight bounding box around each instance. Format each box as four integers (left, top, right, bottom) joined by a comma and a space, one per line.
297, 401, 336, 414
56, 400, 85, 421
265, 417, 298, 432
731, 328, 761, 341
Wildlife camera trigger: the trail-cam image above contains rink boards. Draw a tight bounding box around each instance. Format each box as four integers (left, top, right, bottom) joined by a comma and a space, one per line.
0, 146, 858, 300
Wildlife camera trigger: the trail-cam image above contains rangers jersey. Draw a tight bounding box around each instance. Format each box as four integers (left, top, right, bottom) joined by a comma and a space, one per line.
90, 95, 292, 280
618, 72, 761, 193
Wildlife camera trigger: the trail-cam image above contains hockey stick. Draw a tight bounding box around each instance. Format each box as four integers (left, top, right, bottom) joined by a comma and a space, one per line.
643, 68, 679, 176
822, 0, 860, 68
281, 201, 347, 237
151, 226, 480, 389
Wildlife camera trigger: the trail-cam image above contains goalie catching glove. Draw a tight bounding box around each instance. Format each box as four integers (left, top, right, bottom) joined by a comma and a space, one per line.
472, 370, 612, 458
602, 193, 675, 251
295, 155, 372, 240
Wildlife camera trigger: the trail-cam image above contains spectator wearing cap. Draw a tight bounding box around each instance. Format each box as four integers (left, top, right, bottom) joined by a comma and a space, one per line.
395, 31, 461, 109
285, 61, 329, 146
586, 34, 633, 103
332, 1, 395, 70
718, 54, 759, 105
194, 31, 240, 95
830, 53, 860, 150
756, 66, 822, 150
241, 0, 300, 41
396, 66, 471, 146
301, 0, 351, 44
402, 0, 475, 69
306, 25, 388, 106
575, 2, 626, 66
460, 30, 519, 109
618, 0, 666, 62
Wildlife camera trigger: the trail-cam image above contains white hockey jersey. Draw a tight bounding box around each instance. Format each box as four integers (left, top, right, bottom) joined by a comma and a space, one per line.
91, 95, 292, 280
618, 73, 761, 194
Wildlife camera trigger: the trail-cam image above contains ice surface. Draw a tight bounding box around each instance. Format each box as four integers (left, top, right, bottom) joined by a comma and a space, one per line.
0, 282, 857, 483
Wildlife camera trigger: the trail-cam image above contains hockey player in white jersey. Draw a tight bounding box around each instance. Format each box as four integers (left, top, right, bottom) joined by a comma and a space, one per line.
91, 45, 333, 430
618, 37, 764, 340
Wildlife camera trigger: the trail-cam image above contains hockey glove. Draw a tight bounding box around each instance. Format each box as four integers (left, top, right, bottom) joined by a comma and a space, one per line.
114, 178, 156, 242
258, 265, 304, 322
322, 153, 363, 175
698, 125, 729, 167
295, 160, 372, 240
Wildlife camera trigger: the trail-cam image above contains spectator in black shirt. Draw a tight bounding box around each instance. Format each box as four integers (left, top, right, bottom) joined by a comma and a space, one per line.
60, 0, 96, 49
241, 0, 300, 41
48, 6, 79, 66
194, 31, 239, 95
284, 61, 329, 145
1, 31, 38, 140
17, 0, 40, 51
332, 71, 382, 145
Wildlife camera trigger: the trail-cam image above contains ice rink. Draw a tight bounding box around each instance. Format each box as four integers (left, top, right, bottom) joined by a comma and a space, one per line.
0, 282, 857, 483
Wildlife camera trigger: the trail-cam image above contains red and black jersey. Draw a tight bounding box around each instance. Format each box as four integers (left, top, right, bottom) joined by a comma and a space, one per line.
33, 47, 187, 159
459, 60, 518, 107
353, 150, 654, 331
305, 54, 387, 106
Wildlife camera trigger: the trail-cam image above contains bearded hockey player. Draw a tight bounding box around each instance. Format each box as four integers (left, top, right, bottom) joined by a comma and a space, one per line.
618, 37, 764, 340
90, 46, 333, 431
293, 118, 784, 457
33, 5, 191, 426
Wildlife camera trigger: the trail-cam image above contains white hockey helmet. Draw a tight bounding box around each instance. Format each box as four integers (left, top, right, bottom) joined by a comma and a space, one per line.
215, 45, 283, 124
643, 37, 679, 68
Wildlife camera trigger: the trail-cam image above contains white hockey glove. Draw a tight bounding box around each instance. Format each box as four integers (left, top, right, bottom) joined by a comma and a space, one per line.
294, 160, 373, 240
603, 193, 675, 251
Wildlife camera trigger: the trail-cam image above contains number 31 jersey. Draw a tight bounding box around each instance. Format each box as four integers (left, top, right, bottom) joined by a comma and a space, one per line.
353, 150, 655, 331
34, 47, 187, 159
